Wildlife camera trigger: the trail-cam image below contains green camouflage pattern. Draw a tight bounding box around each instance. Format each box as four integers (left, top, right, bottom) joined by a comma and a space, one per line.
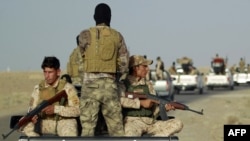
80, 78, 124, 136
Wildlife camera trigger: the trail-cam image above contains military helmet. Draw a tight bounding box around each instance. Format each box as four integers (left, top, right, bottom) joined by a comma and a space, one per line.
129, 55, 153, 68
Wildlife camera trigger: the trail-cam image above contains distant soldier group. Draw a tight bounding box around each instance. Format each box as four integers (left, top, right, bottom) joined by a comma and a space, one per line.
175, 56, 198, 75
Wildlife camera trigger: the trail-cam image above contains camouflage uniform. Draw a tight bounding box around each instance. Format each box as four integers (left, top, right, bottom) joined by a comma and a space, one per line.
120, 55, 183, 136
120, 75, 183, 136
156, 57, 164, 80
67, 46, 84, 86
168, 66, 177, 75
78, 25, 129, 136
22, 79, 80, 136
239, 58, 245, 73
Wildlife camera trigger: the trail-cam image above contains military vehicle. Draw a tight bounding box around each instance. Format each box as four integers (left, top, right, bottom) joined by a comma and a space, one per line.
205, 57, 234, 90
232, 63, 250, 86
149, 69, 175, 101
170, 57, 205, 94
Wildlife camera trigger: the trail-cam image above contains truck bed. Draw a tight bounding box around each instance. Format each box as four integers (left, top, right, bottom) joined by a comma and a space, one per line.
18, 135, 179, 141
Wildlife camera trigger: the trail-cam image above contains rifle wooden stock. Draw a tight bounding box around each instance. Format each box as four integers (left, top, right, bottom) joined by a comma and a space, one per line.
125, 92, 203, 115
2, 90, 67, 140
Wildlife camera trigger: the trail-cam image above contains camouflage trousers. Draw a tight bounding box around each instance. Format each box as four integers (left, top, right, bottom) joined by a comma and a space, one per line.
124, 116, 183, 136
22, 119, 78, 136
80, 77, 124, 136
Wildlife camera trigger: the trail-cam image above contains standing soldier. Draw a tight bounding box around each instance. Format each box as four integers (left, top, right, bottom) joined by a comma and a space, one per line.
78, 3, 129, 136
247, 64, 250, 73
168, 62, 177, 75
144, 55, 151, 80
239, 58, 245, 73
155, 56, 164, 80
67, 35, 84, 87
21, 56, 80, 136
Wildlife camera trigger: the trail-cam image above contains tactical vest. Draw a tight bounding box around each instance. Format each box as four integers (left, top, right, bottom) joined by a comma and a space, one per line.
123, 79, 154, 117
38, 79, 67, 119
83, 26, 120, 73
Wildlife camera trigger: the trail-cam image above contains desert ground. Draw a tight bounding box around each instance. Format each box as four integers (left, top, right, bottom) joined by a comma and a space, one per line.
0, 71, 250, 141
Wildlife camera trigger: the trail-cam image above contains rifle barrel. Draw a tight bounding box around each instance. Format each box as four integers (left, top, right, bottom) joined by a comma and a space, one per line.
2, 90, 67, 140
2, 129, 15, 140
187, 108, 203, 115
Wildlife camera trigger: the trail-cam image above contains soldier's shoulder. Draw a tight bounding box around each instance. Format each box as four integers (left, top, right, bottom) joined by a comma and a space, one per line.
64, 82, 75, 89
79, 29, 91, 37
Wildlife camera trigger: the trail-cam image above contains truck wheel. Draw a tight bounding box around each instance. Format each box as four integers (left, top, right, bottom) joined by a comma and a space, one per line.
175, 89, 180, 94
234, 82, 239, 86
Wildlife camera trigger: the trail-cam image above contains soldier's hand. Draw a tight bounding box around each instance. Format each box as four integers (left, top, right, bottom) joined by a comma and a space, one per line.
165, 104, 175, 111
31, 115, 39, 124
42, 105, 55, 115
140, 99, 154, 108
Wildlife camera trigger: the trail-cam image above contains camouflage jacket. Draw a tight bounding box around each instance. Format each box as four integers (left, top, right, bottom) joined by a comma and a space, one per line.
119, 75, 159, 115
28, 78, 80, 117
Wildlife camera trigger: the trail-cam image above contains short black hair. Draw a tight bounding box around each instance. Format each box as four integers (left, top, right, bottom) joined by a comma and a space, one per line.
41, 56, 60, 70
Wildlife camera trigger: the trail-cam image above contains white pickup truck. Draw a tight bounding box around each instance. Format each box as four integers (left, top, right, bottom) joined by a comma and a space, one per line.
205, 68, 234, 90
233, 73, 250, 86
171, 67, 205, 94
233, 67, 250, 86
149, 69, 175, 101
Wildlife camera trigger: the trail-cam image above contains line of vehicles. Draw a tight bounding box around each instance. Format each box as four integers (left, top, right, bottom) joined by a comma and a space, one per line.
150, 56, 250, 101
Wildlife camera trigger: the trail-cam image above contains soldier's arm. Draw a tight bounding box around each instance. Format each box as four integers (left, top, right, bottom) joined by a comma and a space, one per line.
117, 33, 129, 74
54, 84, 80, 117
28, 85, 40, 112
78, 29, 90, 57
118, 82, 140, 109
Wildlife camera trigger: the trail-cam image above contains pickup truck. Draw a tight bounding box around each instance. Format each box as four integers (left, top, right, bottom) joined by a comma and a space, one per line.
170, 68, 205, 94
233, 72, 250, 86
233, 67, 250, 86
205, 68, 234, 90
15, 136, 179, 141
5, 74, 179, 141
7, 115, 179, 141
149, 69, 175, 101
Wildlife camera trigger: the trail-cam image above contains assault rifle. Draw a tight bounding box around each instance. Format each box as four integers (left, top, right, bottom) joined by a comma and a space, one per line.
2, 90, 67, 140
125, 92, 203, 120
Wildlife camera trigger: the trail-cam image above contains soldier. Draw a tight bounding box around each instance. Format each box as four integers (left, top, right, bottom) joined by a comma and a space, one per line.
78, 3, 129, 136
168, 62, 177, 75
189, 65, 198, 75
248, 64, 250, 73
178, 57, 193, 74
67, 35, 84, 87
21, 56, 80, 136
144, 55, 151, 80
120, 55, 183, 136
229, 64, 236, 75
239, 58, 245, 73
155, 56, 164, 80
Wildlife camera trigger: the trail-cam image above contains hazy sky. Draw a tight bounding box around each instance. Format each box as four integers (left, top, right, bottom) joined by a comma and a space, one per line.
1, 0, 250, 71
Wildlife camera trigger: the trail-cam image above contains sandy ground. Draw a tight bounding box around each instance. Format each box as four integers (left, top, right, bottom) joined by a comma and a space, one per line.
168, 88, 250, 141
1, 72, 250, 141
